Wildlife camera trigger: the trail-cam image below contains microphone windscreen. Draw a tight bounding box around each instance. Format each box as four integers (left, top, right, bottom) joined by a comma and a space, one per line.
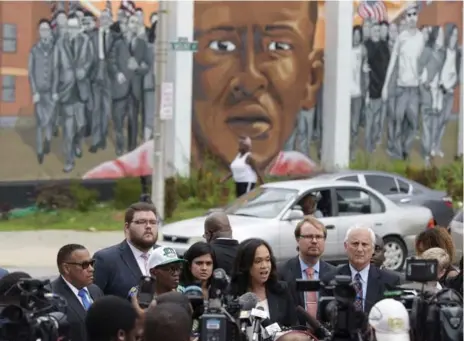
238, 292, 259, 311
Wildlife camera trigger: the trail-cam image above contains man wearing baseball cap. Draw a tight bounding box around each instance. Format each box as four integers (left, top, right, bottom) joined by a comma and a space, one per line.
129, 246, 185, 301
368, 298, 410, 341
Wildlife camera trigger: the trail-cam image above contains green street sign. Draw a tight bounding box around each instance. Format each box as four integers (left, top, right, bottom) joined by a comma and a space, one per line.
170, 37, 198, 52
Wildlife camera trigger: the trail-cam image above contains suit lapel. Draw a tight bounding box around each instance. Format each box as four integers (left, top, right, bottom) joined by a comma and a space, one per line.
265, 288, 279, 323
290, 257, 305, 307
365, 266, 381, 314
57, 278, 86, 322
119, 240, 143, 281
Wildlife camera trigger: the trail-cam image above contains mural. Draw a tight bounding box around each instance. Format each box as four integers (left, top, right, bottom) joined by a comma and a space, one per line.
0, 0, 461, 182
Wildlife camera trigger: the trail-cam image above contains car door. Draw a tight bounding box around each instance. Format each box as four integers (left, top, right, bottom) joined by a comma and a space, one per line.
332, 185, 388, 250
364, 174, 405, 202
278, 188, 339, 262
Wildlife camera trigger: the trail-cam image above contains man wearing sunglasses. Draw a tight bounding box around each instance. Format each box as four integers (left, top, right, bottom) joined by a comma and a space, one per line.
51, 243, 103, 341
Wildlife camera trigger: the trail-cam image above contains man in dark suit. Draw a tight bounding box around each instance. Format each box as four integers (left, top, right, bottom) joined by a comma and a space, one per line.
278, 216, 336, 321
94, 202, 159, 298
51, 244, 103, 341
322, 226, 400, 315
204, 212, 239, 275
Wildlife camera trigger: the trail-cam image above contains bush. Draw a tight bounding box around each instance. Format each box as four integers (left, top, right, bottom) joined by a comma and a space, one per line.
34, 181, 98, 212
113, 177, 144, 209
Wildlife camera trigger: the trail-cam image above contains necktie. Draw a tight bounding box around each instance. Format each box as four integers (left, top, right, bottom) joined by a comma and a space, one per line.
354, 273, 363, 312
141, 253, 149, 275
305, 267, 318, 318
78, 289, 92, 311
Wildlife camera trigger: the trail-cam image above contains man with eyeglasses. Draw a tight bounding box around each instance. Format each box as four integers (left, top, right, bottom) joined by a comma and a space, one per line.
278, 216, 335, 321
94, 202, 159, 298
51, 243, 103, 341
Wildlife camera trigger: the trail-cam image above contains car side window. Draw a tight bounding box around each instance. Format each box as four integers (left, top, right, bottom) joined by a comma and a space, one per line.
338, 176, 361, 199
335, 188, 385, 216
365, 175, 398, 195
397, 179, 410, 194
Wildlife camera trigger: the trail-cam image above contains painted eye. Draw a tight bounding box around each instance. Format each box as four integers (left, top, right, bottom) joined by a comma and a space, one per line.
268, 41, 292, 51
208, 40, 236, 52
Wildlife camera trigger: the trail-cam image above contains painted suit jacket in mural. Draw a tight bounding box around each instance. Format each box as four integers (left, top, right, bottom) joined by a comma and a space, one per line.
28, 41, 56, 127
52, 34, 94, 105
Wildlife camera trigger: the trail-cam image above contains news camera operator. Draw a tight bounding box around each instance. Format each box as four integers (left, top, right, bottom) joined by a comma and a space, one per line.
419, 247, 452, 290
321, 226, 400, 314
229, 238, 297, 327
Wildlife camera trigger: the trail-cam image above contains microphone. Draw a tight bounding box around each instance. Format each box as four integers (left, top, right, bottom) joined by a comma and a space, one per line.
261, 319, 281, 339
296, 305, 331, 340
238, 292, 259, 333
251, 306, 267, 341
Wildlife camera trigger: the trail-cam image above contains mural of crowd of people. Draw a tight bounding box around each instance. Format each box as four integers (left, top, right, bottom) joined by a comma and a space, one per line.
348, 1, 461, 167
28, 0, 158, 173
0, 0, 461, 181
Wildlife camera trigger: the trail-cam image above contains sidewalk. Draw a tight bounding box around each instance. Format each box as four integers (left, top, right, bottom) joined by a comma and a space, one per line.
0, 231, 124, 276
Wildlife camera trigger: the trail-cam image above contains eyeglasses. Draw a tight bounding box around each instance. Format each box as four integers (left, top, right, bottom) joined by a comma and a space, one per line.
158, 264, 183, 274
132, 219, 158, 225
65, 259, 95, 269
407, 12, 417, 17
299, 234, 325, 241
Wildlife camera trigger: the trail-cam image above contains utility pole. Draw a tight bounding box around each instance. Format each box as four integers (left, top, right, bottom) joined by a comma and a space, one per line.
152, 1, 169, 219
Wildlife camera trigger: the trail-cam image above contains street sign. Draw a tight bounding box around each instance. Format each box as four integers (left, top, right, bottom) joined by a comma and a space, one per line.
170, 37, 198, 52
160, 82, 174, 120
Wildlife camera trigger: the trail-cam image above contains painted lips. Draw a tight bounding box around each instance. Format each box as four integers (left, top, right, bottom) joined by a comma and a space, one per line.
226, 115, 272, 139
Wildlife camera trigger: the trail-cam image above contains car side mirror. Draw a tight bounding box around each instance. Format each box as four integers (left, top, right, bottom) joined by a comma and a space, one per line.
285, 209, 304, 221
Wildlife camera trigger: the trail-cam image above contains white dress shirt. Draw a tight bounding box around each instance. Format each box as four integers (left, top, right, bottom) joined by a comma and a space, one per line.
127, 241, 151, 276
349, 263, 370, 311
61, 276, 93, 308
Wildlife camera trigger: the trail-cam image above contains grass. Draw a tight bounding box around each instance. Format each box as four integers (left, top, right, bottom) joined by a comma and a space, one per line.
0, 203, 206, 232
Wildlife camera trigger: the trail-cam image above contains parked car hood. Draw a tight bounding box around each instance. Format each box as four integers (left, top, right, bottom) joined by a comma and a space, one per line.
160, 215, 274, 238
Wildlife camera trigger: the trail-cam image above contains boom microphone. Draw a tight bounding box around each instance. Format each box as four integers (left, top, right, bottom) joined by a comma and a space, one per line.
296, 305, 331, 340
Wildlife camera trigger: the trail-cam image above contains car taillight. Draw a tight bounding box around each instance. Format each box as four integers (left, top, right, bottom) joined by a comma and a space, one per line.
427, 218, 435, 229
442, 196, 453, 208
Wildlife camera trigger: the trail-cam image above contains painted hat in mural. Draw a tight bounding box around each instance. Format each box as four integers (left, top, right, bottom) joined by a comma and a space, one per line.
147, 246, 184, 269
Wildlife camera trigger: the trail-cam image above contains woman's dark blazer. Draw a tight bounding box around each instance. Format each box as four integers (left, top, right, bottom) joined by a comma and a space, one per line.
265, 280, 298, 327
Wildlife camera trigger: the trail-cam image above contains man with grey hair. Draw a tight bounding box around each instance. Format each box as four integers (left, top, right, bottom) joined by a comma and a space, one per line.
321, 225, 400, 314
203, 212, 238, 275
420, 247, 450, 290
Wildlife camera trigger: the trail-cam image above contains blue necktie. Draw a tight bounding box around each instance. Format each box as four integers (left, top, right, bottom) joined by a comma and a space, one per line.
78, 289, 92, 311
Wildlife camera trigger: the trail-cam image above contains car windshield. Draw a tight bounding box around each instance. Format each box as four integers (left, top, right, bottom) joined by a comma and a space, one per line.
224, 187, 298, 219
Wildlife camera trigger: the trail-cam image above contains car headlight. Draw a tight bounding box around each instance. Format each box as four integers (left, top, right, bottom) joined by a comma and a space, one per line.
188, 236, 205, 244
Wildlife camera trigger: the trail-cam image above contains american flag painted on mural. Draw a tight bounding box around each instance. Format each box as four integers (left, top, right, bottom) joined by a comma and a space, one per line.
357, 0, 388, 22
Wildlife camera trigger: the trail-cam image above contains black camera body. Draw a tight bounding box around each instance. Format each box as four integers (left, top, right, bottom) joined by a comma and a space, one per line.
296, 275, 369, 341
199, 269, 244, 341
385, 258, 463, 341
0, 278, 69, 341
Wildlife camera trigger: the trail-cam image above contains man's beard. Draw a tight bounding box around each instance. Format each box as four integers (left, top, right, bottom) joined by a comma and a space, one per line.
131, 233, 157, 249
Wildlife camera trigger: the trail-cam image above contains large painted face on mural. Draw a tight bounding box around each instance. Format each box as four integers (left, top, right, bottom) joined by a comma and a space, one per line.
192, 0, 322, 168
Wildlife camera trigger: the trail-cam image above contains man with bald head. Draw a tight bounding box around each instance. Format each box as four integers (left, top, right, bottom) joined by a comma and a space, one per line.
204, 212, 238, 275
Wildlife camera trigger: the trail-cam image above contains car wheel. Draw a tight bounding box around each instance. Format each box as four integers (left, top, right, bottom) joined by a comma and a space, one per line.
383, 236, 407, 272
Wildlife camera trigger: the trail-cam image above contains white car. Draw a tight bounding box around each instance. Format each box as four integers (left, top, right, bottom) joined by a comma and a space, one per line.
160, 179, 434, 271
449, 210, 463, 261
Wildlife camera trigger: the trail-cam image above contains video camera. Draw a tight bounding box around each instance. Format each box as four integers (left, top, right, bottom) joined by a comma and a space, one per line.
295, 275, 370, 341
197, 268, 245, 341
0, 278, 69, 341
384, 258, 463, 341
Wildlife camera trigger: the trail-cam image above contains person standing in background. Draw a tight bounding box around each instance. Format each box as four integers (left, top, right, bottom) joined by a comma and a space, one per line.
29, 19, 56, 165
385, 22, 399, 158
221, 136, 263, 197
143, 19, 156, 141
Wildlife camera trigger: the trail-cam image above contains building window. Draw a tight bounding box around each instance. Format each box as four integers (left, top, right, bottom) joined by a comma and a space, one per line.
2, 75, 16, 102
2, 24, 17, 53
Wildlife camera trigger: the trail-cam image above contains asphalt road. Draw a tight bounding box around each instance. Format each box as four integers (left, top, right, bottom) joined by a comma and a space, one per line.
0, 230, 124, 279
